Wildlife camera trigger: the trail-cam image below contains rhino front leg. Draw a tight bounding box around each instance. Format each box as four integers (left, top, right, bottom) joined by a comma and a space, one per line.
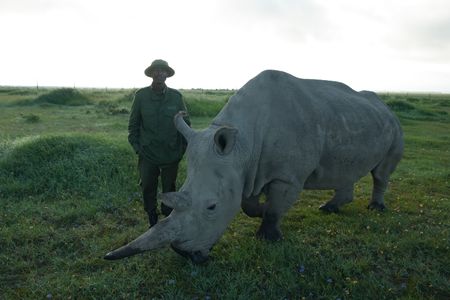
256, 180, 300, 241
319, 185, 354, 213
241, 194, 266, 217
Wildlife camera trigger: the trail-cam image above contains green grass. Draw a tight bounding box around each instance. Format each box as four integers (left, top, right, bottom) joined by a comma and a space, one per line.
0, 88, 449, 299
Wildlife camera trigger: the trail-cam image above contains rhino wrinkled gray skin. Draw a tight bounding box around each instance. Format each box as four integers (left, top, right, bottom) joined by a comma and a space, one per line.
105, 70, 403, 263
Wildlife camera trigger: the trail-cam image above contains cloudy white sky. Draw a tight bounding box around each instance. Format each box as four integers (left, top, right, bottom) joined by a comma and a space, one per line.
1, 0, 449, 92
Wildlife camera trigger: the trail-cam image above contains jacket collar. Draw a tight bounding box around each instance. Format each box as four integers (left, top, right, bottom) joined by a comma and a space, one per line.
150, 84, 167, 95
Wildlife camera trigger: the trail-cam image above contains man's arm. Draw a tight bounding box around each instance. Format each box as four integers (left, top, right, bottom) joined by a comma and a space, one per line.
128, 93, 141, 154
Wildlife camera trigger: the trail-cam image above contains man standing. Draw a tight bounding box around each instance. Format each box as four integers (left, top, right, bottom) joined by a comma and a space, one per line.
128, 59, 190, 227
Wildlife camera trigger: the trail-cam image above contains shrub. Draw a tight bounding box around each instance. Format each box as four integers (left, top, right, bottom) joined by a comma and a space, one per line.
96, 101, 130, 115
33, 88, 92, 106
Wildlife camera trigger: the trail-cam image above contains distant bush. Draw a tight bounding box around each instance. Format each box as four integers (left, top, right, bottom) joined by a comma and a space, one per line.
115, 90, 136, 104
386, 100, 416, 112
21, 113, 40, 123
33, 88, 93, 106
7, 89, 39, 96
436, 100, 450, 107
406, 97, 423, 103
96, 101, 130, 115
0, 87, 13, 93
108, 106, 129, 115
0, 135, 135, 200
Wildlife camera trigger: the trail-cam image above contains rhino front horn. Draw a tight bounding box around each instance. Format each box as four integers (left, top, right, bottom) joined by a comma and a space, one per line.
104, 217, 180, 260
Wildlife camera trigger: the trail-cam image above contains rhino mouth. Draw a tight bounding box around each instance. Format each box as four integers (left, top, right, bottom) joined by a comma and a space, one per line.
170, 243, 209, 264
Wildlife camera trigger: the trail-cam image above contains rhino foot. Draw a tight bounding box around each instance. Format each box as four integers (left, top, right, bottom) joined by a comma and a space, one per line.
319, 203, 340, 213
256, 226, 282, 241
170, 244, 209, 264
367, 202, 386, 211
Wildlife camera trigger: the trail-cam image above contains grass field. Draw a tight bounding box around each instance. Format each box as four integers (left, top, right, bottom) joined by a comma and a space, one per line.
0, 87, 449, 299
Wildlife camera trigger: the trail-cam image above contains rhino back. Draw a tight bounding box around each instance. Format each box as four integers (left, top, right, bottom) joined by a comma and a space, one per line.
213, 70, 402, 195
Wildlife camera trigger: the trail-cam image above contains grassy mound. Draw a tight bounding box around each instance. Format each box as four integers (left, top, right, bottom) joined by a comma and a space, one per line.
33, 88, 93, 106
0, 134, 136, 200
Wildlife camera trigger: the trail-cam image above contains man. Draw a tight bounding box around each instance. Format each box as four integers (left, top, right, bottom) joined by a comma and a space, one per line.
128, 59, 190, 227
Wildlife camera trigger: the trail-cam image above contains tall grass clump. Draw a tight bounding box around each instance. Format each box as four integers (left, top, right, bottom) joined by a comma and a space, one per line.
0, 134, 136, 201
181, 89, 232, 117
93, 90, 134, 115
184, 98, 227, 117
96, 100, 130, 115
20, 113, 40, 123
385, 100, 416, 112
32, 88, 93, 106
115, 90, 136, 104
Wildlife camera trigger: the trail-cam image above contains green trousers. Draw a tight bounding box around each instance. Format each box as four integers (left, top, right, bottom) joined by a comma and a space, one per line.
138, 154, 179, 215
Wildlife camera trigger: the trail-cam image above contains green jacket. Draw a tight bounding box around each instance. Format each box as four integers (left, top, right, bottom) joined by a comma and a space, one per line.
128, 86, 190, 165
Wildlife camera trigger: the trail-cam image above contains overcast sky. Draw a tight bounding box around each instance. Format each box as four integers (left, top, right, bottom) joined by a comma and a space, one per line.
1, 0, 449, 92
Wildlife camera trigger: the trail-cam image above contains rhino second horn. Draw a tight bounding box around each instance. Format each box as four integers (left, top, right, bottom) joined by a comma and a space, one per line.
104, 217, 180, 260
161, 191, 191, 211
174, 111, 195, 141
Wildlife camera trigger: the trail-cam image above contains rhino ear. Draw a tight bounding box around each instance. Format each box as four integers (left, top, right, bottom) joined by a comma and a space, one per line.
161, 191, 191, 211
214, 126, 238, 155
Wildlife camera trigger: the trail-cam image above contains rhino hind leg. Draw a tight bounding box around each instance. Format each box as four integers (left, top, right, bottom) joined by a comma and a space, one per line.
319, 186, 354, 213
256, 180, 300, 241
368, 146, 402, 211
368, 171, 389, 211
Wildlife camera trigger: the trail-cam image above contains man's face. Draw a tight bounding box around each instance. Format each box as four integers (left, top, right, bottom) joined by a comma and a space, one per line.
151, 68, 169, 84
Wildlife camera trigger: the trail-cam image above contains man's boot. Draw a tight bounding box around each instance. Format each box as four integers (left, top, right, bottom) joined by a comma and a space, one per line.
148, 210, 158, 228
161, 203, 173, 217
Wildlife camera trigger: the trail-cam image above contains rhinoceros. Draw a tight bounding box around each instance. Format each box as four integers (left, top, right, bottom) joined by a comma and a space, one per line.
105, 70, 403, 263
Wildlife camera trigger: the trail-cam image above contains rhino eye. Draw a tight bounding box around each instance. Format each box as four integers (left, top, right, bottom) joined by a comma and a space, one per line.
207, 204, 216, 210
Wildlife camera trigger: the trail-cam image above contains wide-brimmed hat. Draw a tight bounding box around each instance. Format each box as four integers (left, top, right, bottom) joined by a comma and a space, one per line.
144, 59, 175, 77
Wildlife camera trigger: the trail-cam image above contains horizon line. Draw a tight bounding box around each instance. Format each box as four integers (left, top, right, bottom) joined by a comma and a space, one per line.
1, 84, 450, 95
